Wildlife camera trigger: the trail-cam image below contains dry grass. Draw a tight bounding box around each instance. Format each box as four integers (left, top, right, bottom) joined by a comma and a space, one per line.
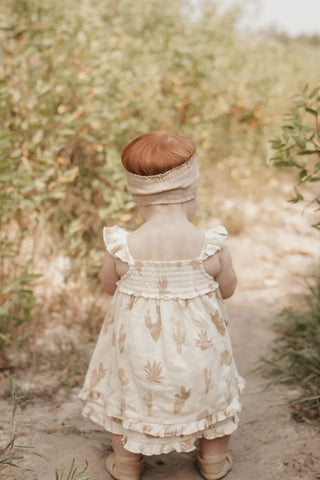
0, 387, 28, 476
55, 458, 90, 480
267, 279, 320, 423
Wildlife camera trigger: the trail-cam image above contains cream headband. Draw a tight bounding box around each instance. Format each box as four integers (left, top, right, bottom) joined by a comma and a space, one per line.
125, 154, 199, 205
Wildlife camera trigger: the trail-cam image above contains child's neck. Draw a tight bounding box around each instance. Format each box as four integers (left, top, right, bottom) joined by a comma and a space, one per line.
138, 201, 195, 224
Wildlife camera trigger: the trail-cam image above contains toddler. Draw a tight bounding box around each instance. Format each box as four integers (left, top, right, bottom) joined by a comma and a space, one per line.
79, 132, 244, 480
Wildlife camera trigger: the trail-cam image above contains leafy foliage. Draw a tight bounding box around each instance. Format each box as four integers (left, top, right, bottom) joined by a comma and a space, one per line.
267, 281, 320, 422
1, 0, 320, 349
269, 85, 320, 421
0, 245, 40, 349
270, 85, 320, 228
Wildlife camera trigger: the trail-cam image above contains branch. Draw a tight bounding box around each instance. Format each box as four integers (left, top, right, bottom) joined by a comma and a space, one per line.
298, 150, 320, 155
315, 114, 320, 141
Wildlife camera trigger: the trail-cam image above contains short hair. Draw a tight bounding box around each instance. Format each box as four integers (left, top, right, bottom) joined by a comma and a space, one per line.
121, 131, 196, 176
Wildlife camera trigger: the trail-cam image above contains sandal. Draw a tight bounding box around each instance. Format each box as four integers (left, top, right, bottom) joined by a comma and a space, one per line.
106, 452, 144, 480
197, 453, 233, 480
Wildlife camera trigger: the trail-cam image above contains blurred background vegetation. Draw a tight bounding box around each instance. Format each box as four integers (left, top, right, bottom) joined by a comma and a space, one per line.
0, 0, 319, 418
269, 85, 320, 422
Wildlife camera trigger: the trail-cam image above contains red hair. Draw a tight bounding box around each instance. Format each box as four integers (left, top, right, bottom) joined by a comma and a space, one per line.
121, 131, 196, 176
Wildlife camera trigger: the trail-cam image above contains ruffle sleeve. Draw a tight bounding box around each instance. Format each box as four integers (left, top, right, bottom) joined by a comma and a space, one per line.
103, 225, 131, 263
201, 226, 228, 260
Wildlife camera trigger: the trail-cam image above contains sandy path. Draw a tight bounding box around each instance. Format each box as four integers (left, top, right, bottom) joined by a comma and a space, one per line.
1, 193, 320, 480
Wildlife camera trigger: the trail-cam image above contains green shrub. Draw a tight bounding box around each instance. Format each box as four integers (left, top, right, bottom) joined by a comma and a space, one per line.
1, 0, 319, 258
0, 245, 40, 350
269, 86, 320, 421
270, 85, 320, 228
267, 282, 320, 422
0, 252, 40, 351
1, 0, 320, 349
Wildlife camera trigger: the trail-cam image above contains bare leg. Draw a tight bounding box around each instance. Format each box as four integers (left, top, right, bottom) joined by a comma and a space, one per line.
197, 435, 232, 480
199, 435, 230, 460
106, 433, 144, 479
109, 433, 142, 462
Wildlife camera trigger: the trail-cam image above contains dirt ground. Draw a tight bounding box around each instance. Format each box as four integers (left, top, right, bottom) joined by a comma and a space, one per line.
1, 179, 320, 480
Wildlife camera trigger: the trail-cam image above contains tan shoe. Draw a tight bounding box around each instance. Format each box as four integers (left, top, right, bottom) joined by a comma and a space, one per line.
106, 453, 144, 480
197, 453, 232, 480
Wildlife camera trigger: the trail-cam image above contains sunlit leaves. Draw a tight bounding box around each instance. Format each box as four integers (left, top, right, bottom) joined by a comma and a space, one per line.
270, 85, 320, 226
1, 0, 320, 346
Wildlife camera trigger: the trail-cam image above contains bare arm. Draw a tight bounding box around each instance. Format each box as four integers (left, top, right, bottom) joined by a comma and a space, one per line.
215, 247, 237, 299
99, 250, 120, 295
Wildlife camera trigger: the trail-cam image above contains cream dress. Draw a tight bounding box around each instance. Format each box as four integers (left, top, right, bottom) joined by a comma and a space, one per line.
79, 225, 244, 455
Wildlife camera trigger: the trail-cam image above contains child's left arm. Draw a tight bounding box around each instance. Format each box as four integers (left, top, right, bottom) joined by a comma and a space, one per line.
99, 250, 120, 295
215, 247, 237, 299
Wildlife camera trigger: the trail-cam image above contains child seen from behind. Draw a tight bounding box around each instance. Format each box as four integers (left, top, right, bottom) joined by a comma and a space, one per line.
79, 131, 244, 480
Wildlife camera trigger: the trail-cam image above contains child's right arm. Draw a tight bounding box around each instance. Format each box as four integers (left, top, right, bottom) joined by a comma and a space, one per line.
215, 247, 237, 299
99, 250, 120, 295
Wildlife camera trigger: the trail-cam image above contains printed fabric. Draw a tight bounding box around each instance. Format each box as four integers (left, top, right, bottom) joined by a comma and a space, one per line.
79, 225, 245, 455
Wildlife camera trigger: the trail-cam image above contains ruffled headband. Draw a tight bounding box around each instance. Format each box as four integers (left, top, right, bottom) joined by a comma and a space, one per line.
125, 154, 199, 205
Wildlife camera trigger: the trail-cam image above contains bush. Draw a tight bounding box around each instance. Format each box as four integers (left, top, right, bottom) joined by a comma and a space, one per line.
0, 0, 268, 347
1, 0, 320, 349
268, 282, 320, 422
270, 85, 320, 228
0, 245, 40, 350
269, 85, 320, 422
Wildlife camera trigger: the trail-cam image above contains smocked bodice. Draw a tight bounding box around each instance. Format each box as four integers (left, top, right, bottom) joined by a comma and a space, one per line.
116, 259, 219, 299
103, 225, 228, 299
79, 222, 245, 456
